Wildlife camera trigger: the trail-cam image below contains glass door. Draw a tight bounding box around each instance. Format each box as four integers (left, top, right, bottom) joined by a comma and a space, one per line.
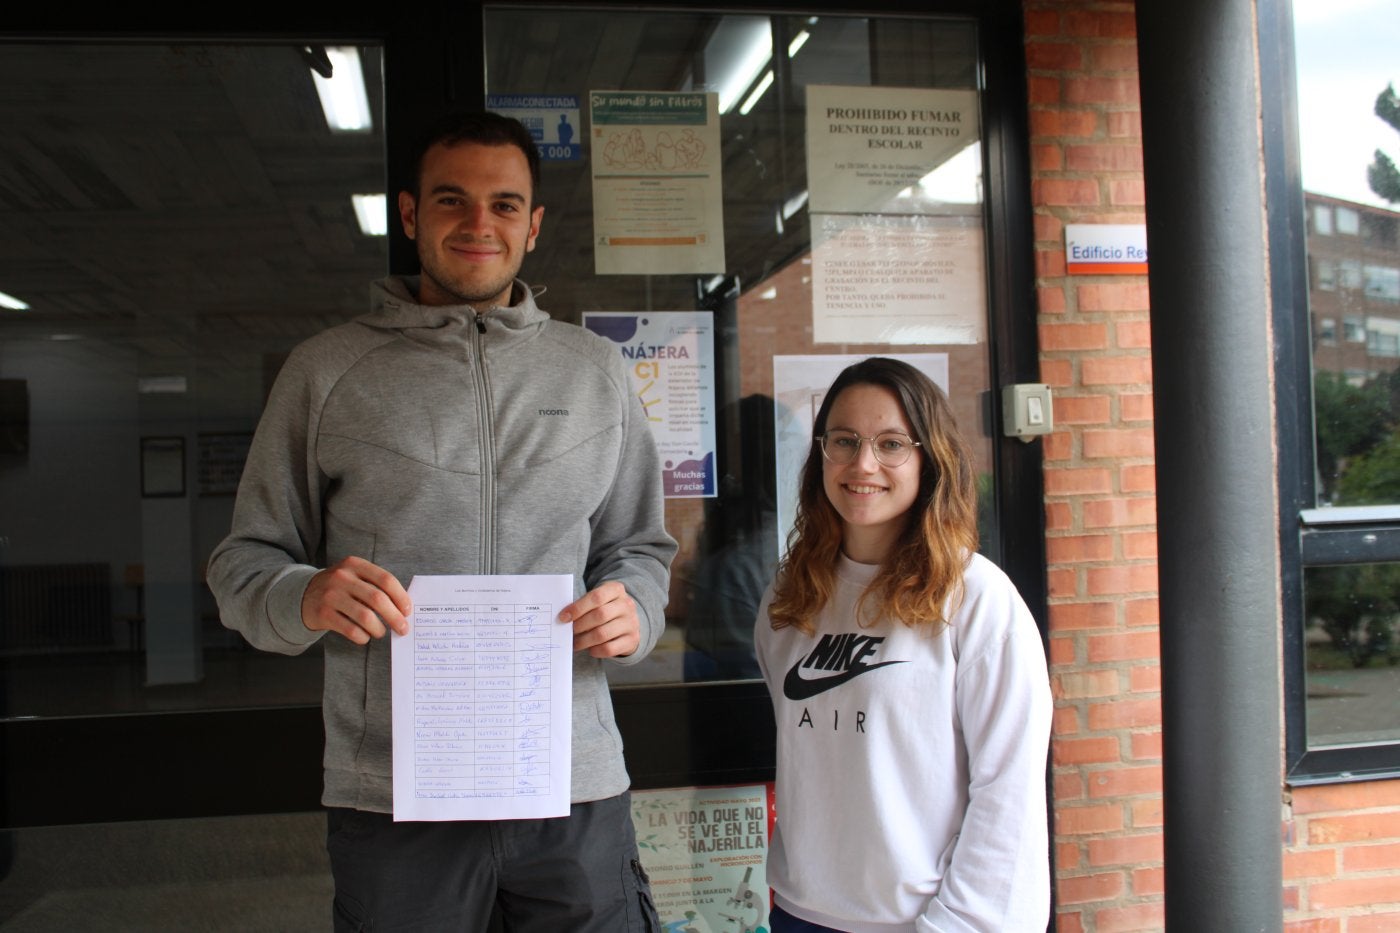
482, 8, 1019, 693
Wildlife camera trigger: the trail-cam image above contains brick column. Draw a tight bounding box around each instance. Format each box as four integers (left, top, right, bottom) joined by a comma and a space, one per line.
1024, 3, 1164, 930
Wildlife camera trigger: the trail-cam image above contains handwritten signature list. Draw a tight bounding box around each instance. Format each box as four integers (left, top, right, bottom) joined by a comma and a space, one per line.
392, 574, 573, 821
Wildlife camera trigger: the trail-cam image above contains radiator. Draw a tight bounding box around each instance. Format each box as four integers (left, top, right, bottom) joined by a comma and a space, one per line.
0, 563, 113, 652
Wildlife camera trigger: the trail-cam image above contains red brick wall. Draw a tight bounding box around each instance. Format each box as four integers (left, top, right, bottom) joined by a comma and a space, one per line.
1025, 4, 1161, 930
1284, 781, 1400, 930
1025, 3, 1400, 930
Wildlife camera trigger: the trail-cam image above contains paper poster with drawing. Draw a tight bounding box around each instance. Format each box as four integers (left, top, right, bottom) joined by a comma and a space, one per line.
631, 785, 773, 933
590, 91, 725, 274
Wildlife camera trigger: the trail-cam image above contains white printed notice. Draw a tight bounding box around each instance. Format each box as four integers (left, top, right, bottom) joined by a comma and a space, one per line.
811, 212, 986, 345
391, 574, 573, 821
805, 84, 987, 346
582, 311, 718, 498
805, 84, 981, 216
590, 90, 725, 275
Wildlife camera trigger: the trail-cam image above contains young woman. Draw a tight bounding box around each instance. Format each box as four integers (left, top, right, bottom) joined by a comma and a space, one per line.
754, 357, 1052, 932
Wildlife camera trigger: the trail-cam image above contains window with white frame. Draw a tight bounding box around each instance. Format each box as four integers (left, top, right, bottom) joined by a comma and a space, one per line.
1314, 203, 1333, 235
1364, 265, 1400, 303
1365, 318, 1400, 356
1315, 257, 1337, 290
1340, 259, 1363, 290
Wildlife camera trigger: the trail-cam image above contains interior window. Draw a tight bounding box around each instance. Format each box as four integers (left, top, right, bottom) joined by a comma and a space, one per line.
0, 42, 386, 717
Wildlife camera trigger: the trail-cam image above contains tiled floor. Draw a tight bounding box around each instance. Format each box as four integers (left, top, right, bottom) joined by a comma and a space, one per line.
0, 812, 331, 932
0, 646, 330, 931
0, 628, 700, 931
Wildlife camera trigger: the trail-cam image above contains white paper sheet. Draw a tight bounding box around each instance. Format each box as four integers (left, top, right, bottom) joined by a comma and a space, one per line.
391, 574, 573, 821
589, 91, 726, 274
805, 84, 981, 216
810, 213, 987, 345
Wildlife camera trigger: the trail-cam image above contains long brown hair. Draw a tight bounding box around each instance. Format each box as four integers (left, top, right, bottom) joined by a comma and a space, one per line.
768, 357, 978, 634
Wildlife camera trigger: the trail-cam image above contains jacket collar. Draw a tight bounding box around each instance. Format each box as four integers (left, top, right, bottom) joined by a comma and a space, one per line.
362, 275, 550, 334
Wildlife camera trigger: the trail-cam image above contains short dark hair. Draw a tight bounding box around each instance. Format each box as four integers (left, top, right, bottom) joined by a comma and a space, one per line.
405, 111, 542, 202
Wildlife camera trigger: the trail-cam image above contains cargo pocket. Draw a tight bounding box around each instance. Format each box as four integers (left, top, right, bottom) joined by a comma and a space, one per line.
626, 856, 660, 932
331, 891, 370, 933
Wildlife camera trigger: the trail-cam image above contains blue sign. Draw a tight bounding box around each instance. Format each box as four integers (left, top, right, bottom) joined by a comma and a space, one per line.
486, 95, 583, 162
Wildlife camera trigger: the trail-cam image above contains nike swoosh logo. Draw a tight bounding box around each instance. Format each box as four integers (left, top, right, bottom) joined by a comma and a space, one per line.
783, 657, 906, 700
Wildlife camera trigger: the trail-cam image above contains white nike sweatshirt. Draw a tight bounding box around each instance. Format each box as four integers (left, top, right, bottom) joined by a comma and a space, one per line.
754, 553, 1052, 933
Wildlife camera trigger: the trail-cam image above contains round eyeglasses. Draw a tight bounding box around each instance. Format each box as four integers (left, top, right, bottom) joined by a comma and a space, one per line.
818, 430, 921, 467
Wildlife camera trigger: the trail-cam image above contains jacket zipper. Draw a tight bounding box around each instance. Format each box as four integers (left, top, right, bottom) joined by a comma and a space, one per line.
471, 312, 496, 573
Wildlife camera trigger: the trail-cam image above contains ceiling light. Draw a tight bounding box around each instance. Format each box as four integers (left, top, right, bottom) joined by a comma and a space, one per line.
739, 71, 775, 116
788, 30, 811, 57
713, 18, 773, 114
782, 189, 809, 220
0, 290, 30, 311
352, 193, 388, 236
311, 46, 372, 133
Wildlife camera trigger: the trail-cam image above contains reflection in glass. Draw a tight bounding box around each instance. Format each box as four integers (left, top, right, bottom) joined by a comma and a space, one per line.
484, 10, 991, 687
0, 43, 386, 719
1296, 2, 1400, 506
1304, 563, 1400, 748
684, 394, 778, 682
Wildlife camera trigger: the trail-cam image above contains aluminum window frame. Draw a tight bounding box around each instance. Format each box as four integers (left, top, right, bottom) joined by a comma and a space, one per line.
1272, 0, 1400, 784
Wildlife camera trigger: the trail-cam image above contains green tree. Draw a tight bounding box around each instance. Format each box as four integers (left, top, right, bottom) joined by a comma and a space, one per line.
1322, 398, 1400, 667
1307, 563, 1398, 667
1313, 371, 1392, 501
1337, 431, 1400, 504
1310, 352, 1400, 666
1369, 83, 1400, 204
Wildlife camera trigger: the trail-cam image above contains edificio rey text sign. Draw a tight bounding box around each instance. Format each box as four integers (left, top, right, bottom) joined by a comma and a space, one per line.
1065, 224, 1148, 275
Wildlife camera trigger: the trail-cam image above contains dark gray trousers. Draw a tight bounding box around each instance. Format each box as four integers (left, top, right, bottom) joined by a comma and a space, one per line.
327, 792, 658, 932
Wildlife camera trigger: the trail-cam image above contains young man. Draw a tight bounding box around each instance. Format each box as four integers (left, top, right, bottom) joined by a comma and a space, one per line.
207, 112, 675, 931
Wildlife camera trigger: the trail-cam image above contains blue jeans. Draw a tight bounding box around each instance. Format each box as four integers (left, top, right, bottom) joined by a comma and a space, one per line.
326, 792, 658, 932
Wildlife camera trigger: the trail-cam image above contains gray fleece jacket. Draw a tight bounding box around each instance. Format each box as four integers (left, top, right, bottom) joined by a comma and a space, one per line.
207, 276, 676, 813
